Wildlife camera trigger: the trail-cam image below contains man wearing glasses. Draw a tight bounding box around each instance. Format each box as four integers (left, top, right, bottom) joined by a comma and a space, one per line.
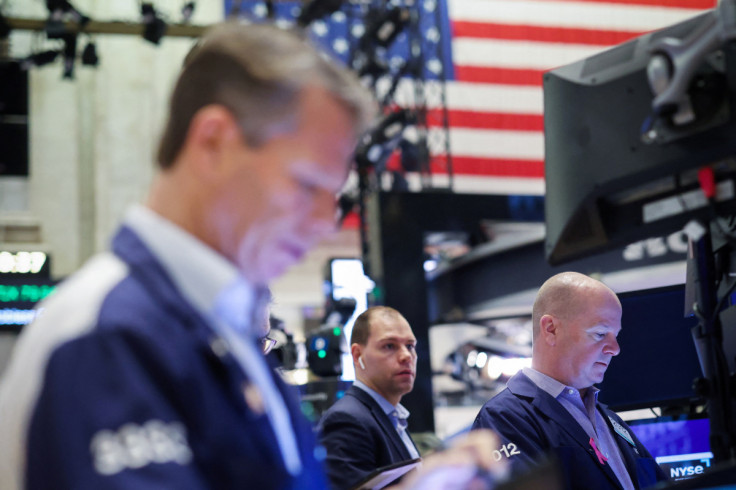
0, 22, 373, 490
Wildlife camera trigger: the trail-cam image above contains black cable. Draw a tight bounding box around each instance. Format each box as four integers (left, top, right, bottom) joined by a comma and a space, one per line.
713, 215, 736, 245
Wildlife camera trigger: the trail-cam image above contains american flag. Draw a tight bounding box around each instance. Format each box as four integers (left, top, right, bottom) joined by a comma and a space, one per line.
436, 0, 717, 196
225, 0, 717, 196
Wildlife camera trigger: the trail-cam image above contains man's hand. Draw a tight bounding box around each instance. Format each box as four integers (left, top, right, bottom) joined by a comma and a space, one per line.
396, 429, 509, 490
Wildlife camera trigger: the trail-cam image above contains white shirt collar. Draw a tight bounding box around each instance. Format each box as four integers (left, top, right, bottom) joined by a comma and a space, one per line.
123, 204, 256, 330
353, 379, 410, 420
523, 367, 600, 402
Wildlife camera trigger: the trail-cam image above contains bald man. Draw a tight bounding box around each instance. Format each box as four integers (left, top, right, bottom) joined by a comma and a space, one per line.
472, 272, 667, 490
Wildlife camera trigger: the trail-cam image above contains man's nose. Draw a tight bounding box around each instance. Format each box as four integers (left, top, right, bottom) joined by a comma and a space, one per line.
398, 345, 414, 362
312, 191, 339, 233
604, 335, 620, 356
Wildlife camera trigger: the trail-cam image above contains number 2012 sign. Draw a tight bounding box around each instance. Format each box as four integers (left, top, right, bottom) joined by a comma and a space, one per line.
493, 443, 521, 461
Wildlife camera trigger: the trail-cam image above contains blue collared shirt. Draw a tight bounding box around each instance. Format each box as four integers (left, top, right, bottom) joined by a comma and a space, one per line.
523, 367, 634, 490
353, 380, 420, 459
124, 205, 302, 475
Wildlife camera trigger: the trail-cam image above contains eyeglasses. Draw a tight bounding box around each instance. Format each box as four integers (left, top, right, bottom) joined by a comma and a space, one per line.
261, 336, 277, 355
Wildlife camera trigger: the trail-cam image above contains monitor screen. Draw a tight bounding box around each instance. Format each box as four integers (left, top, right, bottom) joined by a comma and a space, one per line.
325, 258, 374, 381
0, 277, 57, 331
598, 284, 703, 411
543, 8, 736, 266
628, 416, 713, 482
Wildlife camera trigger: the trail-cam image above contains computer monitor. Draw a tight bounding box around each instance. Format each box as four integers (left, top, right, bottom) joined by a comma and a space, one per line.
627, 415, 713, 482
0, 276, 57, 331
324, 258, 374, 381
543, 8, 736, 266
597, 284, 703, 411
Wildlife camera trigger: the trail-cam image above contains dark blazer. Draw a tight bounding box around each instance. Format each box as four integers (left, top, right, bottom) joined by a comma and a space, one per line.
19, 226, 326, 490
317, 385, 418, 489
472, 371, 667, 490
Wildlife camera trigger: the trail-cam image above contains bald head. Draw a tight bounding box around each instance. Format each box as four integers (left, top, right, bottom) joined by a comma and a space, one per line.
532, 272, 614, 342
531, 272, 622, 391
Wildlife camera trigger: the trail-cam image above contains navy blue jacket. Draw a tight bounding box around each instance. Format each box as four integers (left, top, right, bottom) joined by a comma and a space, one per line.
472, 372, 667, 490
5, 226, 326, 489
317, 385, 418, 489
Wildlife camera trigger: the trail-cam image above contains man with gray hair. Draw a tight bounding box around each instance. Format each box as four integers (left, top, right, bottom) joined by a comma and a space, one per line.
472, 272, 666, 489
0, 22, 373, 490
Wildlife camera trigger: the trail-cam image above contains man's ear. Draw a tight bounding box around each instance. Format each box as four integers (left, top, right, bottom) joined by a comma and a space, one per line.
539, 314, 557, 346
183, 105, 242, 178
351, 344, 362, 366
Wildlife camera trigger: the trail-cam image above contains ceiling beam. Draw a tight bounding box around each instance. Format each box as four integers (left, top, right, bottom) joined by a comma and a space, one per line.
4, 17, 207, 38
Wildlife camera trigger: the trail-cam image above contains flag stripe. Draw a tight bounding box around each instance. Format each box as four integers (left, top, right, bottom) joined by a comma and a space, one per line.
385, 155, 546, 188
444, 83, 543, 114
448, 0, 710, 31
451, 21, 645, 46
386, 173, 546, 195
428, 109, 545, 131
446, 174, 545, 195
394, 80, 544, 114
441, 156, 545, 178
449, 128, 545, 160
453, 66, 546, 85
452, 38, 610, 69
557, 0, 714, 8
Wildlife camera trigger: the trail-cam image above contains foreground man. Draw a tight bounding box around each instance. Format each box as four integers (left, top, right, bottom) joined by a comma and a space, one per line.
472, 272, 667, 490
0, 21, 504, 490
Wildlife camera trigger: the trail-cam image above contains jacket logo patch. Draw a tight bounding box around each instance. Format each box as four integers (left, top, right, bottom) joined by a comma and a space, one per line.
608, 416, 635, 447
90, 420, 193, 476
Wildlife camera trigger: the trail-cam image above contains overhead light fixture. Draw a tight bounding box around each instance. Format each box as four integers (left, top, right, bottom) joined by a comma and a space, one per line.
0, 13, 11, 39
45, 0, 90, 36
380, 58, 419, 106
350, 7, 413, 97
399, 136, 429, 173
355, 108, 416, 172
141, 3, 167, 45
181, 2, 196, 23
296, 0, 342, 27
367, 109, 416, 146
306, 323, 347, 377
336, 192, 359, 227
81, 38, 99, 66
61, 34, 77, 79
45, 0, 88, 20
356, 56, 389, 86
21, 50, 60, 70
264, 0, 275, 19
360, 7, 410, 51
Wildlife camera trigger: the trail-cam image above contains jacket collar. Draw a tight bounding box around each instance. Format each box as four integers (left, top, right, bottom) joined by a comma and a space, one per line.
507, 371, 626, 489
347, 385, 413, 460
